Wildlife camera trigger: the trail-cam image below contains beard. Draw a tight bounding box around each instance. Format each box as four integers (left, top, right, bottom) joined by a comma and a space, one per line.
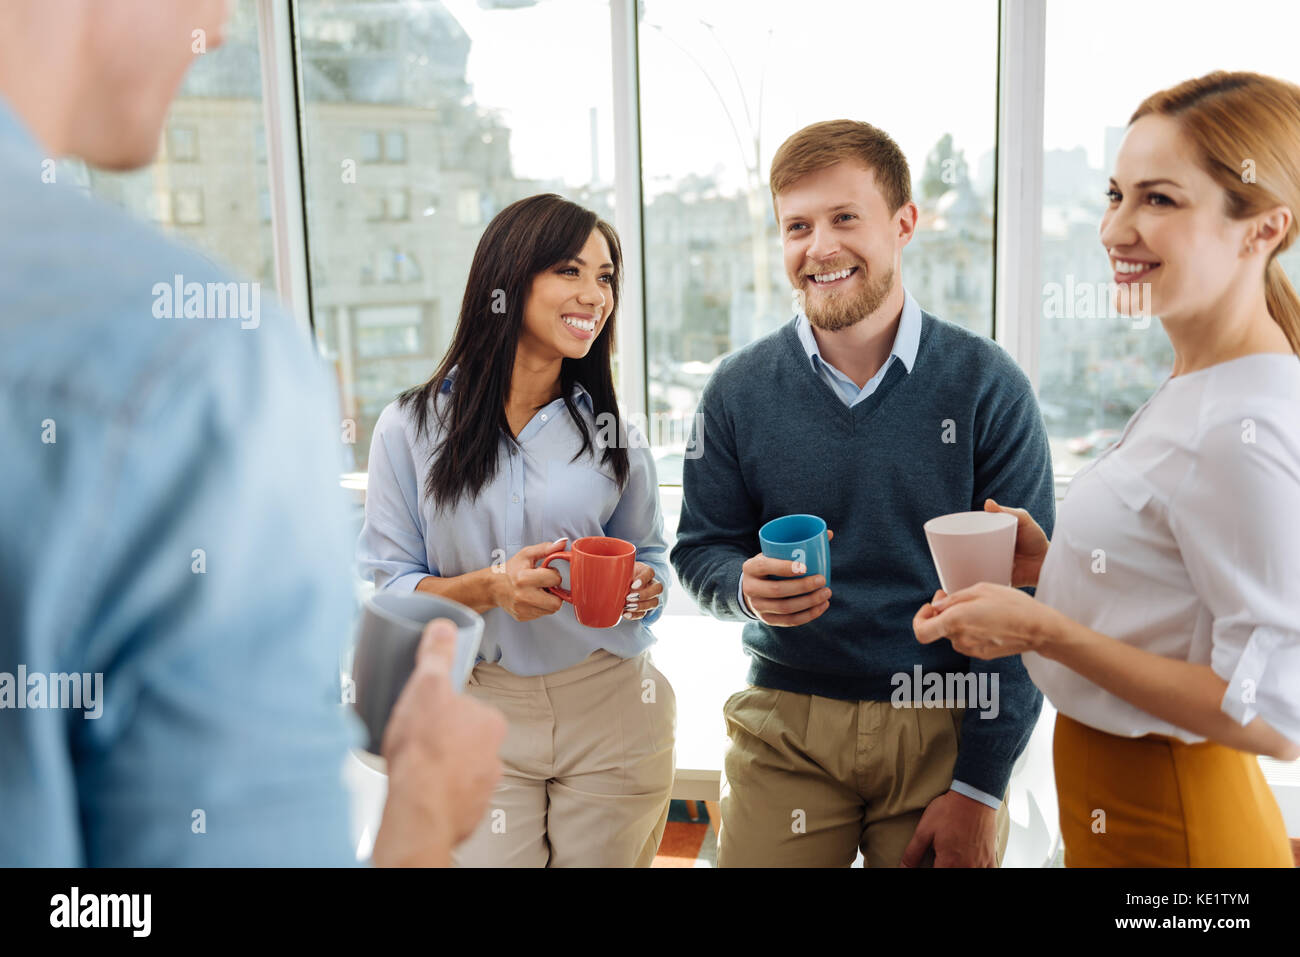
802, 263, 895, 332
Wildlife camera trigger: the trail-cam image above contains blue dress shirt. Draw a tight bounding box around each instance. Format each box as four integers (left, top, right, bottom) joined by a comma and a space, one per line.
0, 98, 361, 865
357, 368, 670, 677
739, 289, 1002, 811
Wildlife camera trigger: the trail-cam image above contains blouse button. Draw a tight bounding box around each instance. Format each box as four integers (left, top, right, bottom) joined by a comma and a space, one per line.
540, 414, 548, 421
512, 495, 519, 503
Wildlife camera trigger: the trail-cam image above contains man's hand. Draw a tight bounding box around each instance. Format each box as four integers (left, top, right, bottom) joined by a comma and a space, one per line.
740, 529, 834, 626
899, 789, 999, 868
371, 618, 507, 867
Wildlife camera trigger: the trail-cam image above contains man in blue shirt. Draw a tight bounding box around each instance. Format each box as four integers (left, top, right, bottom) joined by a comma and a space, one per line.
671, 120, 1056, 867
0, 0, 503, 866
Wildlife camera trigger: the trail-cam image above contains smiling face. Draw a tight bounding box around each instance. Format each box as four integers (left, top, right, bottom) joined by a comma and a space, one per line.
518, 228, 614, 362
777, 160, 913, 331
1101, 113, 1257, 322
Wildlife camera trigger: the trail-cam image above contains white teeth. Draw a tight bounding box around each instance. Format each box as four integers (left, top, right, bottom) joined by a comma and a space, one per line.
1114, 260, 1158, 273
562, 315, 595, 331
812, 267, 854, 283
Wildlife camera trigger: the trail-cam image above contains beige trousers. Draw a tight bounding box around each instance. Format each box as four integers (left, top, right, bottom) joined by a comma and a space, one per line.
452, 649, 676, 867
718, 687, 1010, 867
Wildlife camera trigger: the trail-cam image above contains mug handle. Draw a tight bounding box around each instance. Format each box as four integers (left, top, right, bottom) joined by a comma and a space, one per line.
539, 551, 573, 602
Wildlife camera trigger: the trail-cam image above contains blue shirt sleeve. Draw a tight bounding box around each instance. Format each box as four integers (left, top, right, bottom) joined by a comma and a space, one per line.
357, 401, 436, 593
1, 293, 362, 865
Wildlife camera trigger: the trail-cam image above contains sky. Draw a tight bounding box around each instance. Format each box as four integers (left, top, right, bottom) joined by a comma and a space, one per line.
440, 0, 1300, 194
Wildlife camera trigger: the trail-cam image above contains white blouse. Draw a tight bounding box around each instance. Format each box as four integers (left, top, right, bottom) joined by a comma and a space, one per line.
1026, 354, 1300, 744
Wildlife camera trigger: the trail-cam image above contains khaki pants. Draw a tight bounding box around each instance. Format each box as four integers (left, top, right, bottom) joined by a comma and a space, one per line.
718, 687, 1010, 867
453, 649, 676, 868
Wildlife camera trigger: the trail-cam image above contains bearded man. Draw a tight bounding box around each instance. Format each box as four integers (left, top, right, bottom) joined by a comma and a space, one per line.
670, 119, 1056, 868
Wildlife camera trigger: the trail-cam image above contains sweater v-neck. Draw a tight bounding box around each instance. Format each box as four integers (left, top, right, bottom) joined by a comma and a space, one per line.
778, 316, 927, 430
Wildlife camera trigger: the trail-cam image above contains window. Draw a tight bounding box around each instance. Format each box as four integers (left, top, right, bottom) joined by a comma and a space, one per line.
359, 130, 382, 163
1039, 0, 1300, 479
174, 189, 204, 225
148, 191, 173, 224
59, 0, 276, 291
168, 126, 199, 162
639, 0, 999, 486
384, 130, 407, 163
387, 188, 409, 220
456, 187, 481, 226
297, 0, 615, 472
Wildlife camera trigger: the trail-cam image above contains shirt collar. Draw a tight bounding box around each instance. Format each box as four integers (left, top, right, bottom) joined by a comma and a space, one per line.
439, 364, 594, 411
796, 286, 922, 375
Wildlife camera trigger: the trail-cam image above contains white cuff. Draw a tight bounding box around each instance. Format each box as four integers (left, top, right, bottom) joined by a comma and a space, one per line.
949, 780, 1003, 810
1216, 625, 1300, 742
737, 572, 759, 620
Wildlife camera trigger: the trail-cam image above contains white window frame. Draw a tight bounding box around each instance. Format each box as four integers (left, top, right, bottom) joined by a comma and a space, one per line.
610, 0, 648, 422
256, 0, 312, 334
992, 0, 1046, 391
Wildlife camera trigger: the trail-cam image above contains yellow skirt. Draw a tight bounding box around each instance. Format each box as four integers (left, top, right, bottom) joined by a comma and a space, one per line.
1053, 711, 1293, 867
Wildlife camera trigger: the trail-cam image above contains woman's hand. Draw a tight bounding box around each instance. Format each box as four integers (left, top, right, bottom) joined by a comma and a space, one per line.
984, 498, 1050, 589
492, 539, 567, 622
912, 583, 1062, 659
622, 562, 664, 622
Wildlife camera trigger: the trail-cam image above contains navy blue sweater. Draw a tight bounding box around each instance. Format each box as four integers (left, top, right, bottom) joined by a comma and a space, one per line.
670, 312, 1056, 798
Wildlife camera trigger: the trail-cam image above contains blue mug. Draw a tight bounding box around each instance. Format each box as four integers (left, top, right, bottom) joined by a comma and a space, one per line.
759, 514, 831, 586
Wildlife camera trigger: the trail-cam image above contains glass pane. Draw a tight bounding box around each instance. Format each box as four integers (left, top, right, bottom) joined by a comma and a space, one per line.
640, 0, 999, 484
297, 0, 616, 473
60, 0, 276, 292
1040, 0, 1300, 478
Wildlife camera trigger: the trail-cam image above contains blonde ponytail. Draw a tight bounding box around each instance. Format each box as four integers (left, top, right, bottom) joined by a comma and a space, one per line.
1265, 258, 1300, 355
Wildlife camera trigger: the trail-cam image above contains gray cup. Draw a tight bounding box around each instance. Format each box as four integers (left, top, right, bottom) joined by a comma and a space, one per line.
351, 591, 484, 756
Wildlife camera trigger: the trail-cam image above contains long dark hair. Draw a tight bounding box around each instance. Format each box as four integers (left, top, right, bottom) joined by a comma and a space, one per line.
399, 193, 630, 511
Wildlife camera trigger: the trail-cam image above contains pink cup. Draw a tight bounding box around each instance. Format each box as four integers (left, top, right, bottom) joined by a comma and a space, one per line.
923, 511, 1017, 593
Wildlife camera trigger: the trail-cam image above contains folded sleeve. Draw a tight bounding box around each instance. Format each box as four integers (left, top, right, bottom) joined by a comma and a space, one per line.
1169, 412, 1300, 744
356, 402, 434, 593
605, 421, 670, 626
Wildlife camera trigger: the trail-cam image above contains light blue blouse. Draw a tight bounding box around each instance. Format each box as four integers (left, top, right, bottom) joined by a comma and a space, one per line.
357, 367, 669, 676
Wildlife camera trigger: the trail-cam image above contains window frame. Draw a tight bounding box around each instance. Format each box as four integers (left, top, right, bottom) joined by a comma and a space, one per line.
261, 0, 1048, 469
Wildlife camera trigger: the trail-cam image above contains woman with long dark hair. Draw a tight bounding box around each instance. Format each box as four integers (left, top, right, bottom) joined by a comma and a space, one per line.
358, 193, 675, 867
913, 72, 1300, 867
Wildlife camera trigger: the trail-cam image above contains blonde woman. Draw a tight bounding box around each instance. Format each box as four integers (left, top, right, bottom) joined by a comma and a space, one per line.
913, 71, 1300, 867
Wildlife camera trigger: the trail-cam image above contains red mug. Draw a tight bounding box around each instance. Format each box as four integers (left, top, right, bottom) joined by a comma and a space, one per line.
539, 536, 636, 628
